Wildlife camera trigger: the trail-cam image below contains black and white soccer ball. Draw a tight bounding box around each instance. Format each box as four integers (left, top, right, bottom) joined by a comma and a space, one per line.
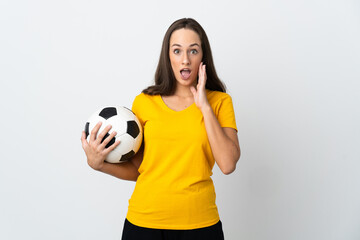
84, 106, 142, 163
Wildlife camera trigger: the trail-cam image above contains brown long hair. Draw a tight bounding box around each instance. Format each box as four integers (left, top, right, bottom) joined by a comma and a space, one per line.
143, 18, 226, 96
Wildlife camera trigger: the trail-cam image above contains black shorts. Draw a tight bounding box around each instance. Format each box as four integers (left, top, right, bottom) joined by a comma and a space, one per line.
121, 218, 225, 240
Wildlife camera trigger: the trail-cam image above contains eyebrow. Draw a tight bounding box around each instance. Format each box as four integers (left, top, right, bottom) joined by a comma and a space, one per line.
171, 43, 200, 48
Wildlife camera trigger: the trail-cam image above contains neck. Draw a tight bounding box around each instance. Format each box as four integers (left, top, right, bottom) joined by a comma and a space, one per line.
173, 83, 196, 98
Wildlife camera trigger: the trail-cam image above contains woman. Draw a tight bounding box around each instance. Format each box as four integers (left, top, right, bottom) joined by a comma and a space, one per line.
81, 18, 240, 240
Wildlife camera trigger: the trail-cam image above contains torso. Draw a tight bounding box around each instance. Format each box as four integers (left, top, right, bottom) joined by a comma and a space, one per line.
127, 90, 237, 229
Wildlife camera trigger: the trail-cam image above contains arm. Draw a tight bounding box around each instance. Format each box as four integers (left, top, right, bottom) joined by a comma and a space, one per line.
96, 144, 143, 181
191, 63, 241, 175
81, 122, 143, 181
201, 107, 240, 174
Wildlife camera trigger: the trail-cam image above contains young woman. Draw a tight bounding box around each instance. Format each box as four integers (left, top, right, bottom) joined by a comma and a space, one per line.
81, 18, 240, 240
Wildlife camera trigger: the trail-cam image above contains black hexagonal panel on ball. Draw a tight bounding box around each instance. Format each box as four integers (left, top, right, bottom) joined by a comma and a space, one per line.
99, 107, 117, 120
127, 120, 140, 138
101, 132, 116, 148
85, 122, 90, 138
120, 150, 135, 162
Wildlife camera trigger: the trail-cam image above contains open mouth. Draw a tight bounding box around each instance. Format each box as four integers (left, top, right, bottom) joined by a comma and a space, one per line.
180, 69, 191, 80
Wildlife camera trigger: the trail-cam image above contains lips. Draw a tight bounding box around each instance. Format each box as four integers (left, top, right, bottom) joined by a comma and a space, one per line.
180, 68, 191, 80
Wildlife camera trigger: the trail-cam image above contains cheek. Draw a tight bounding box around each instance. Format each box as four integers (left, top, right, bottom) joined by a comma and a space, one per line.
194, 57, 203, 70
169, 56, 176, 69
169, 54, 180, 67
195, 54, 203, 65
170, 61, 178, 74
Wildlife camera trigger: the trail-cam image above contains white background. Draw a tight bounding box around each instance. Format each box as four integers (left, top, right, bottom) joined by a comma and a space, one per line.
1, 0, 359, 239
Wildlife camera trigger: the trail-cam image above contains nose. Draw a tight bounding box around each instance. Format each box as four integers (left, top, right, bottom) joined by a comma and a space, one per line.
182, 52, 190, 65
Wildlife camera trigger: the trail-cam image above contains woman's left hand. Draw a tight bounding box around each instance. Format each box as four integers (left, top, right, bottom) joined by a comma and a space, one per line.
190, 62, 210, 112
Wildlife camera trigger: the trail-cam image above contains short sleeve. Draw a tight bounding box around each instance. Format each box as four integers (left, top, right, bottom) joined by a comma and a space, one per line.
215, 94, 238, 132
131, 93, 145, 128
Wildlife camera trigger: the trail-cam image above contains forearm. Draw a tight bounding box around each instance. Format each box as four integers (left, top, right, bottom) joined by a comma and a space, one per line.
201, 105, 240, 175
98, 161, 140, 181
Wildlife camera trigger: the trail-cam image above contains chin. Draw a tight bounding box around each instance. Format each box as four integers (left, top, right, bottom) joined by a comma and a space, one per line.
176, 78, 196, 87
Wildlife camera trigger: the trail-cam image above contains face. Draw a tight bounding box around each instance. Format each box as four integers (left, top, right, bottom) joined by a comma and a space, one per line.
169, 28, 203, 88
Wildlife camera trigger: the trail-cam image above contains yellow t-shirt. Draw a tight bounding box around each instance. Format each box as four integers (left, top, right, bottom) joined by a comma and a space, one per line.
126, 90, 237, 230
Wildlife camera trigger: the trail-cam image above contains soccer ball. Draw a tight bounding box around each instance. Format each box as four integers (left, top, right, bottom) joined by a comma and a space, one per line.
84, 106, 142, 163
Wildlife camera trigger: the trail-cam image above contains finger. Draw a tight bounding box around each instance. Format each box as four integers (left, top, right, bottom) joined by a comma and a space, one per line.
81, 131, 88, 149
104, 139, 121, 155
96, 124, 113, 144
100, 130, 117, 148
198, 62, 203, 77
200, 64, 207, 88
201, 64, 206, 78
197, 65, 203, 86
90, 121, 102, 142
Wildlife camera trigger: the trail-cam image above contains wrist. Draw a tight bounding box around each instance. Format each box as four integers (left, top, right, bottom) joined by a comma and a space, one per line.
200, 103, 212, 114
88, 159, 105, 171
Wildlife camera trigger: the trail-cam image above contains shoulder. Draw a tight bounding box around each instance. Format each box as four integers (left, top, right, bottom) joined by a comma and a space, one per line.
132, 93, 160, 121
132, 92, 161, 112
133, 92, 158, 104
206, 90, 233, 106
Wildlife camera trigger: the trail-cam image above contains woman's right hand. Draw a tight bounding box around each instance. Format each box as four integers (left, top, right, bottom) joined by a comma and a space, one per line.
80, 122, 120, 171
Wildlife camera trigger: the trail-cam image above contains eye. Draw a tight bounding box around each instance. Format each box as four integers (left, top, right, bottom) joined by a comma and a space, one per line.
190, 49, 198, 54
173, 49, 180, 54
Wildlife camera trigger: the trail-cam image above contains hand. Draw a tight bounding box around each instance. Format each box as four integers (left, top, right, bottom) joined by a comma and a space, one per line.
80, 122, 120, 170
190, 62, 210, 111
